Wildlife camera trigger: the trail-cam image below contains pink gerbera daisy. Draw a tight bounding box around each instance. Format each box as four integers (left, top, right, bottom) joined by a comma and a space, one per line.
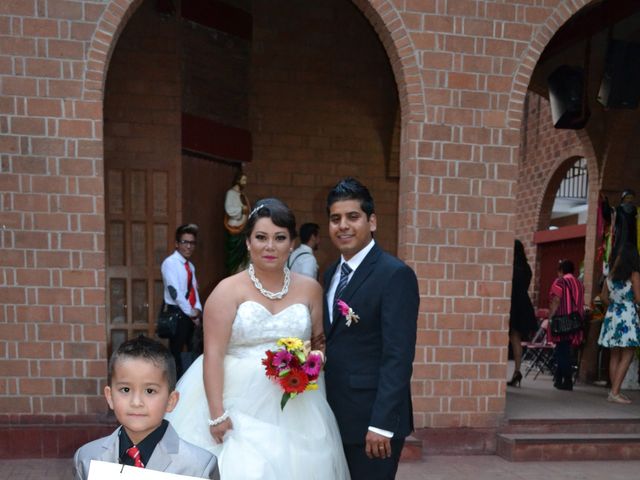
303, 353, 322, 379
273, 349, 293, 370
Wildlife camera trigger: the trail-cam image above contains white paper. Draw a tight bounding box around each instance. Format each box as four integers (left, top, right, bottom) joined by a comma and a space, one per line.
87, 459, 205, 480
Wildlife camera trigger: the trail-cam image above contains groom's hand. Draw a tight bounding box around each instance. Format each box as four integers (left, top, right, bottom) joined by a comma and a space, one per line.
365, 431, 391, 459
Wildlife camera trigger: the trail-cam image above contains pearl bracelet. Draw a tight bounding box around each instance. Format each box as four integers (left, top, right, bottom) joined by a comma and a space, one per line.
208, 410, 229, 426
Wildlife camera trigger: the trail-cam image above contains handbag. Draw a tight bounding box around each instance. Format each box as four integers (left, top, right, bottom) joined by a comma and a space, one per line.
550, 279, 583, 336
550, 311, 583, 336
156, 302, 181, 339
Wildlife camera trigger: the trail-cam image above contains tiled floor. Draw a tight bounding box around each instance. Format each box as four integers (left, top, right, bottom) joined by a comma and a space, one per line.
3, 364, 640, 479
2, 456, 640, 480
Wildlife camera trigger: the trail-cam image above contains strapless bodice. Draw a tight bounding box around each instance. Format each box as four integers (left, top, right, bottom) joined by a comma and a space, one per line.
227, 301, 311, 358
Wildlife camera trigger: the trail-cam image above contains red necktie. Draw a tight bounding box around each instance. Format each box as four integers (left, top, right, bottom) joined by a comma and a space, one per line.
184, 262, 196, 308
126, 445, 145, 468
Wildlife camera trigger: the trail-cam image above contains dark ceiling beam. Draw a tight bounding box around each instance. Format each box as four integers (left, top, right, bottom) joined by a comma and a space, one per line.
539, 0, 640, 63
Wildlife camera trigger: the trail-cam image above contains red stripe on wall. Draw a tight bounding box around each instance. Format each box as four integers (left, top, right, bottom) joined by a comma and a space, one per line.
182, 0, 252, 40
181, 113, 252, 163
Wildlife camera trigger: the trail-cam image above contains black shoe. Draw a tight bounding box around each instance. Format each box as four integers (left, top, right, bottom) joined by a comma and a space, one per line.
507, 370, 522, 387
563, 375, 574, 391
554, 376, 573, 390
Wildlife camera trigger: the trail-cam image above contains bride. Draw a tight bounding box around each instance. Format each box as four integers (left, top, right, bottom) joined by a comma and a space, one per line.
166, 198, 350, 479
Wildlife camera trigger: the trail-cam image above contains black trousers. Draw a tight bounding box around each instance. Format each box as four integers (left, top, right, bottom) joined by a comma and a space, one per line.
554, 339, 572, 382
343, 438, 405, 480
168, 309, 195, 379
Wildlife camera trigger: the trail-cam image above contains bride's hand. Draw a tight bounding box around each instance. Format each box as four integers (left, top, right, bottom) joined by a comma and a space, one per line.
210, 418, 233, 444
309, 349, 325, 366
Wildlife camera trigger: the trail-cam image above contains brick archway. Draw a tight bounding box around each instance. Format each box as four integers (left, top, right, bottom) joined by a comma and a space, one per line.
506, 0, 592, 131
84, 0, 426, 259
83, 0, 145, 101
349, 0, 426, 257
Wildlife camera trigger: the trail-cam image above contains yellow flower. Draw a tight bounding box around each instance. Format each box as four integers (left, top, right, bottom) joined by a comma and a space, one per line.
305, 382, 319, 391
277, 337, 304, 351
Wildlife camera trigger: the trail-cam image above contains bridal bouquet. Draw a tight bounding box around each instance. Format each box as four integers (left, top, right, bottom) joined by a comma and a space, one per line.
262, 337, 323, 410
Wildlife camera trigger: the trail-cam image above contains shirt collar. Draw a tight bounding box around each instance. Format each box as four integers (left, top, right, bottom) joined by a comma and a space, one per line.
297, 244, 313, 253
341, 239, 375, 272
118, 419, 169, 467
172, 250, 188, 264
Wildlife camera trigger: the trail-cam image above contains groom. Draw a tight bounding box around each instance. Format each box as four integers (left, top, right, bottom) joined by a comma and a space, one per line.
323, 177, 419, 480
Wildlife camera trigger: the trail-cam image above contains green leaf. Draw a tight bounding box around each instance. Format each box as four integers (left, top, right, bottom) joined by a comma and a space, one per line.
278, 369, 290, 377
280, 393, 290, 410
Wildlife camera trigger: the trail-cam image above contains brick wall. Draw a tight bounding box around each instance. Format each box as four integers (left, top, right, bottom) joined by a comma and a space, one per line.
0, 0, 108, 424
247, 0, 400, 273
0, 0, 607, 453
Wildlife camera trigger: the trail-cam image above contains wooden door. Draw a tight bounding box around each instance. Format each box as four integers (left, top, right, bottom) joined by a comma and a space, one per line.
105, 167, 175, 355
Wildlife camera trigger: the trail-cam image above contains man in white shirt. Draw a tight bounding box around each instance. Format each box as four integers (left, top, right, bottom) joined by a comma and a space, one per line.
160, 224, 202, 378
288, 223, 320, 279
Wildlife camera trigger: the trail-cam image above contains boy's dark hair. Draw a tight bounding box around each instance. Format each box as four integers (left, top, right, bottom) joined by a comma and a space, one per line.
557, 259, 575, 275
175, 223, 198, 242
244, 198, 297, 240
108, 335, 177, 391
326, 177, 375, 218
611, 244, 640, 282
299, 223, 319, 244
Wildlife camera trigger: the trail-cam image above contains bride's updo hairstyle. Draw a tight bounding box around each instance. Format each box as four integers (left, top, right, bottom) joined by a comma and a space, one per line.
244, 198, 297, 240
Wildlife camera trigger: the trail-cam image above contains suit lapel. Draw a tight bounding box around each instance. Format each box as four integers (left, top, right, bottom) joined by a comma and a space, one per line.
323, 261, 339, 335
327, 245, 381, 338
146, 424, 179, 471
99, 428, 121, 463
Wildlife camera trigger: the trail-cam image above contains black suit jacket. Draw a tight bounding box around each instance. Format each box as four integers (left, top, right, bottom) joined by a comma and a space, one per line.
323, 243, 419, 444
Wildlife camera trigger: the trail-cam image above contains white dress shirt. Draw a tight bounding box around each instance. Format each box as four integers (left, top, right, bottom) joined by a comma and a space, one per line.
161, 250, 202, 316
288, 244, 318, 279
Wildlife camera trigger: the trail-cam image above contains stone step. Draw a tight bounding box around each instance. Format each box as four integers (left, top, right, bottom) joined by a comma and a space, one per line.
501, 418, 640, 435
400, 435, 423, 462
497, 432, 640, 461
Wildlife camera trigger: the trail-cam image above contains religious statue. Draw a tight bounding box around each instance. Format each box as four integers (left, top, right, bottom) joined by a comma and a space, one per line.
224, 171, 250, 275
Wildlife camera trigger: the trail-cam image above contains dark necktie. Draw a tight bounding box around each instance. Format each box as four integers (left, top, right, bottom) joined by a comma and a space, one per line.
126, 445, 145, 468
184, 262, 196, 308
332, 263, 352, 322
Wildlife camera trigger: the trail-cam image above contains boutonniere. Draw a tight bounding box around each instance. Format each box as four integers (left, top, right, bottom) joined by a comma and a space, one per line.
336, 300, 360, 327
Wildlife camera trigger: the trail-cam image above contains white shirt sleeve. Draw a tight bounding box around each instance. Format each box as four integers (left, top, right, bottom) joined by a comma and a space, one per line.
368, 426, 394, 438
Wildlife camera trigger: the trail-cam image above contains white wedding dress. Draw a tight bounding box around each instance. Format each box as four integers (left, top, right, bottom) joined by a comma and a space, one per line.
166, 301, 350, 480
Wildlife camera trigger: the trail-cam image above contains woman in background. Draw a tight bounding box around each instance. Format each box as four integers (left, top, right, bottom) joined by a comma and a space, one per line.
599, 244, 640, 404
507, 240, 538, 387
548, 259, 584, 391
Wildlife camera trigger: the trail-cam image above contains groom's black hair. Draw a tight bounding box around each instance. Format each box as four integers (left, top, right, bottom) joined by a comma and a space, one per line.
326, 177, 375, 219
108, 335, 177, 391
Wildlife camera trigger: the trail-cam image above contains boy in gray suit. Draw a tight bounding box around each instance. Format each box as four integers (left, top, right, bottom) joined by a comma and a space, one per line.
73, 336, 219, 479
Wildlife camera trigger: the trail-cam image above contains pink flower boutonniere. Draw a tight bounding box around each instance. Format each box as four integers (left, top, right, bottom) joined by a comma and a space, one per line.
336, 299, 360, 327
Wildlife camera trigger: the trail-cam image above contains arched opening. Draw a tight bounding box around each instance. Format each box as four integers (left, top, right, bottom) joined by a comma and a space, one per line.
508, 1, 640, 424
100, 0, 406, 356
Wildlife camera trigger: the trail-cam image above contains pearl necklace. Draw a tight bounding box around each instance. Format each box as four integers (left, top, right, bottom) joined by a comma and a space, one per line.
248, 264, 290, 300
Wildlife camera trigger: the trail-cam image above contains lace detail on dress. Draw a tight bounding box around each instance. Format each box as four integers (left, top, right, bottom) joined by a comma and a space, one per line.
226, 301, 312, 358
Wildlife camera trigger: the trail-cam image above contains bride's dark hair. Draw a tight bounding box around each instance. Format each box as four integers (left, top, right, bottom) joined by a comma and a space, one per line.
244, 198, 297, 240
